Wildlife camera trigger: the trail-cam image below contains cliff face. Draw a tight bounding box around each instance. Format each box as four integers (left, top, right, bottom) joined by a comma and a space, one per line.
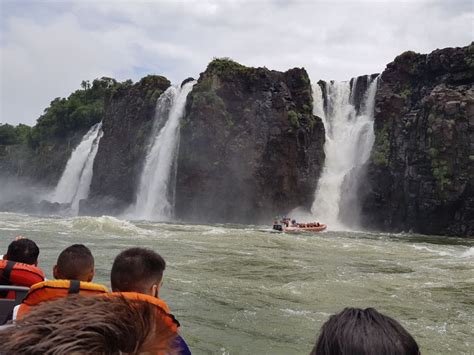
81, 75, 171, 215
175, 59, 325, 224
0, 133, 85, 187
362, 44, 474, 236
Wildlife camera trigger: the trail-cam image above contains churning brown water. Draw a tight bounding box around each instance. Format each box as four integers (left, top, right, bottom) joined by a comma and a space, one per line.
0, 213, 472, 354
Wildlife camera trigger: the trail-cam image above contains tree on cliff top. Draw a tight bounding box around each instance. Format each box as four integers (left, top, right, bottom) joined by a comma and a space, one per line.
0, 124, 31, 145
27, 77, 130, 148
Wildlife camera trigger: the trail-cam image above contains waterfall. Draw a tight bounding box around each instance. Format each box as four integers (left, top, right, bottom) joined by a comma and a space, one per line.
51, 122, 103, 213
311, 76, 379, 229
312, 84, 327, 125
132, 80, 196, 221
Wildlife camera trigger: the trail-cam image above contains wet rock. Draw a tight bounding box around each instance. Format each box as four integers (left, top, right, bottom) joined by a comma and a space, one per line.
175, 59, 325, 224
86, 75, 171, 214
362, 44, 474, 237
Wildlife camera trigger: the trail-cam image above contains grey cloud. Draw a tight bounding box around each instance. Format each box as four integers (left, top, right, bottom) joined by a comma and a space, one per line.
1, 0, 472, 125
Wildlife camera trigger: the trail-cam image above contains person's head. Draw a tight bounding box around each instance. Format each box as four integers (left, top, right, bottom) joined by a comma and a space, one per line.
0, 295, 178, 354
4, 238, 40, 265
311, 307, 420, 355
111, 248, 166, 297
53, 244, 94, 282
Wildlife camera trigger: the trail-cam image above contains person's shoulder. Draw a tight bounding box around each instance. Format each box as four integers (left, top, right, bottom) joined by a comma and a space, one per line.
174, 335, 191, 355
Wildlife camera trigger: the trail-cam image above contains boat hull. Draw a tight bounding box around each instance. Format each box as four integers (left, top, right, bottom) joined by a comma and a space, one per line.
283, 224, 327, 233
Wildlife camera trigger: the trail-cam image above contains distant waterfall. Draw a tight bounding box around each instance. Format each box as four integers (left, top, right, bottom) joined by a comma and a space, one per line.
311, 76, 379, 229
51, 122, 103, 213
132, 81, 196, 221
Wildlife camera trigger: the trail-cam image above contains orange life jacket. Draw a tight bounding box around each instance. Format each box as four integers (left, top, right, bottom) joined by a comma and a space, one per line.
16, 279, 108, 319
106, 292, 180, 333
0, 260, 45, 299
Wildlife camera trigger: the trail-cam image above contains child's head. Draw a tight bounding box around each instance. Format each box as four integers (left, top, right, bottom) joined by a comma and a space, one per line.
53, 244, 94, 282
111, 248, 166, 297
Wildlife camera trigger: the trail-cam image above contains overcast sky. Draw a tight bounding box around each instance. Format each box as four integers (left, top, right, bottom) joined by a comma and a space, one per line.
1, 0, 472, 125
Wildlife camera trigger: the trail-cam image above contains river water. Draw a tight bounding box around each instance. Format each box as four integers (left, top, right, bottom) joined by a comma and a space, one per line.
0, 212, 472, 354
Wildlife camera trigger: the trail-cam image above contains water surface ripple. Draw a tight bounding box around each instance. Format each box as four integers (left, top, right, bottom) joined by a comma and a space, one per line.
0, 213, 472, 354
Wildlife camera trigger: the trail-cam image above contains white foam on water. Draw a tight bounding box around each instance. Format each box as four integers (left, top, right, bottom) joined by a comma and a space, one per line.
411, 244, 456, 257
70, 215, 148, 236
203, 227, 228, 235
460, 247, 474, 258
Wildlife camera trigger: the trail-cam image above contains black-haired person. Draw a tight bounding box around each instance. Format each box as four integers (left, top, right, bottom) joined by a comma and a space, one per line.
53, 243, 95, 282
311, 307, 420, 355
111, 247, 191, 355
15, 244, 107, 320
0, 238, 45, 298
2, 237, 40, 265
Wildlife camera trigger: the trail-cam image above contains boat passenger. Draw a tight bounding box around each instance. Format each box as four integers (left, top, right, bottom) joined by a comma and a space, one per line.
15, 244, 107, 320
310, 307, 420, 355
0, 294, 179, 354
2, 237, 40, 266
0, 238, 45, 299
111, 247, 191, 355
291, 219, 297, 227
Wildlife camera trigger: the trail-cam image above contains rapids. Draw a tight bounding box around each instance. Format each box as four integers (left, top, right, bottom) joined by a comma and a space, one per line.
0, 212, 472, 354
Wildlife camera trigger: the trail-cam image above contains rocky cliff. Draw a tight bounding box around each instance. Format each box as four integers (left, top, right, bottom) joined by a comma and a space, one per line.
174, 59, 325, 224
80, 75, 171, 215
361, 44, 474, 236
0, 132, 85, 187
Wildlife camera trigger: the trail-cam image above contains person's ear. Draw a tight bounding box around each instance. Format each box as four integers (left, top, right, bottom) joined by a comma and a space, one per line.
53, 265, 59, 279
151, 284, 159, 298
87, 268, 95, 282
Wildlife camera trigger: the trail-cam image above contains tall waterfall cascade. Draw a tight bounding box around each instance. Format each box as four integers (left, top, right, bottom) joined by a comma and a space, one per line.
132, 80, 196, 221
311, 76, 379, 229
51, 122, 103, 214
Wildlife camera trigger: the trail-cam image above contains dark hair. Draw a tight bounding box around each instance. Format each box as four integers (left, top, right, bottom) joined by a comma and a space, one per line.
111, 248, 166, 293
56, 244, 94, 280
311, 307, 420, 355
0, 295, 178, 354
6, 238, 39, 265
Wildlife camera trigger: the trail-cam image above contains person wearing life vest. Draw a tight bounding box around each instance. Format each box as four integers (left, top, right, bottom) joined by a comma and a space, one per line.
1, 294, 179, 354
0, 238, 45, 299
111, 247, 191, 355
15, 244, 107, 319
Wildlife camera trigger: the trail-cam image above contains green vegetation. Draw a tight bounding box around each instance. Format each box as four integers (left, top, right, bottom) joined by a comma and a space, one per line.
300, 71, 310, 85
394, 50, 420, 75
399, 87, 411, 99
466, 43, 474, 69
372, 123, 390, 166
27, 77, 129, 148
0, 124, 31, 145
207, 57, 247, 76
302, 104, 312, 114
431, 158, 451, 191
396, 50, 418, 60
426, 113, 453, 192
288, 110, 300, 128
206, 57, 262, 82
